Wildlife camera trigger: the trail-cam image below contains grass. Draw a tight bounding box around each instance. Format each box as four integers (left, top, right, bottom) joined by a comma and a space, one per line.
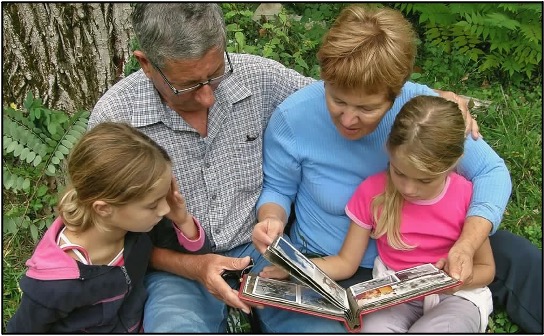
2, 233, 35, 331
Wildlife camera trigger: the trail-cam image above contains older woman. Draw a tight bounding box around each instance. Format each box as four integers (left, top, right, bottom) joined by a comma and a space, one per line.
253, 5, 539, 333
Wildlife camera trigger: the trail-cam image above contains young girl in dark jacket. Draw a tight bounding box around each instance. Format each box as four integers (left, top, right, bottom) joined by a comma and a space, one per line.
8, 122, 210, 332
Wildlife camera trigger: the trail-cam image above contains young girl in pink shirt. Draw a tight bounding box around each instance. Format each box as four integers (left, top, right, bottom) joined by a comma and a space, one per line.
262, 95, 495, 332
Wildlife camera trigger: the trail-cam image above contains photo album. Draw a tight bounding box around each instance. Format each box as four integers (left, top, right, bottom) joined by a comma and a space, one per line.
238, 236, 461, 332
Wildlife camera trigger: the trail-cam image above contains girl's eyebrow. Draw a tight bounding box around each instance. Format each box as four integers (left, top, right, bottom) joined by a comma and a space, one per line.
147, 190, 169, 206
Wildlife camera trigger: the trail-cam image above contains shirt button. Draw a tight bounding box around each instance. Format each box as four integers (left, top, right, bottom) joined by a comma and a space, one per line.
214, 228, 221, 235
211, 194, 217, 200
205, 162, 211, 168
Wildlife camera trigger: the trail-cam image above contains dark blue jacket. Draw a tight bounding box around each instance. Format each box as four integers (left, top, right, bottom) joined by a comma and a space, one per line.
7, 218, 150, 333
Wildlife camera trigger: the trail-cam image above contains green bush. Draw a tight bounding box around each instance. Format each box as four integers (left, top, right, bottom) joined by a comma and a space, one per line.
395, 3, 542, 84
2, 93, 89, 242
222, 3, 333, 78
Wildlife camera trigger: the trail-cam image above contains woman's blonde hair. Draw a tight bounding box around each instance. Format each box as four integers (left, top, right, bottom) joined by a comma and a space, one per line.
57, 122, 171, 232
317, 5, 417, 99
371, 96, 466, 249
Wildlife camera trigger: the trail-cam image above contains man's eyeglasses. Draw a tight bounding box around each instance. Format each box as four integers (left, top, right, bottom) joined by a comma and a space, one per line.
152, 52, 234, 95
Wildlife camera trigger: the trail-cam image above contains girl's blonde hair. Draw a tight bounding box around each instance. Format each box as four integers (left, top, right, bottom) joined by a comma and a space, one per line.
317, 5, 417, 100
371, 96, 466, 249
57, 122, 171, 232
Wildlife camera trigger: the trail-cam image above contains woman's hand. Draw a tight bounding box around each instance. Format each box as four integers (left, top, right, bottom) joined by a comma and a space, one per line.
252, 217, 284, 254
434, 89, 481, 139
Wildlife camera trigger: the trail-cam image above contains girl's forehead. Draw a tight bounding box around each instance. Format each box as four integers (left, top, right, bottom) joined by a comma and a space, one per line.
141, 167, 172, 201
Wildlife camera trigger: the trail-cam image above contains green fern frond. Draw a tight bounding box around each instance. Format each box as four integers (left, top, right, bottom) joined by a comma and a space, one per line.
3, 94, 89, 241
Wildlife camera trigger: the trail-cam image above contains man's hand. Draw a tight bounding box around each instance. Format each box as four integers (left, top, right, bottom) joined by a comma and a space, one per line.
193, 254, 255, 314
259, 265, 290, 280
434, 89, 481, 139
252, 218, 284, 254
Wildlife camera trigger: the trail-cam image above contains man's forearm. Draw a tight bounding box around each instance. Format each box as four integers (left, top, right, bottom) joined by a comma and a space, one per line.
456, 216, 493, 255
150, 247, 209, 280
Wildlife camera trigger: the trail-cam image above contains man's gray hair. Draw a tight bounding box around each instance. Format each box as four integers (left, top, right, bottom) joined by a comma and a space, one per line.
131, 3, 226, 67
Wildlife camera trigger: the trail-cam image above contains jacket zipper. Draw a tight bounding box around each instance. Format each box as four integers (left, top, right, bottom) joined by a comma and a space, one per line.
120, 265, 132, 286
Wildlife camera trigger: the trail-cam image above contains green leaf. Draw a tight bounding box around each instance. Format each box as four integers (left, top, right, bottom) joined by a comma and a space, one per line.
16, 176, 25, 189
47, 123, 57, 135
22, 178, 31, 191
32, 154, 43, 166
3, 217, 17, 234
19, 147, 30, 161
4, 173, 14, 190
37, 184, 48, 197
25, 151, 36, 164
234, 31, 246, 49
13, 143, 24, 157
47, 164, 56, 175
23, 91, 34, 110
30, 224, 38, 242
5, 140, 18, 153
295, 57, 309, 70
61, 139, 74, 149
58, 145, 70, 155
54, 150, 65, 160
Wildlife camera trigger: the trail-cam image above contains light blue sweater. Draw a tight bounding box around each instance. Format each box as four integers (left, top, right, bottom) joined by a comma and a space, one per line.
257, 81, 512, 268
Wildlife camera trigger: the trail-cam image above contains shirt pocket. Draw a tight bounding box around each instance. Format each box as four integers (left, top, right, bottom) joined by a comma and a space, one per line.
232, 134, 263, 192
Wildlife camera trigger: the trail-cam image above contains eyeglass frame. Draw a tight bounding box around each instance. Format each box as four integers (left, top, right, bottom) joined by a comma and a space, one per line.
151, 51, 234, 95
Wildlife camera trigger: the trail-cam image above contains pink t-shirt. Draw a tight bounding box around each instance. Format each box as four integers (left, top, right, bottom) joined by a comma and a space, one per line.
345, 171, 472, 271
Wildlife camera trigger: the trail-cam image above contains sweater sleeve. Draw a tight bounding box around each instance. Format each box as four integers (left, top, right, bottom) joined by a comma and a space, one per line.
456, 136, 512, 234
147, 218, 211, 254
172, 216, 207, 252
256, 106, 301, 218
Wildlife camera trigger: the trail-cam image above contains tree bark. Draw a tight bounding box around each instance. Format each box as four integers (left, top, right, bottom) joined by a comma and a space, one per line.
2, 3, 134, 113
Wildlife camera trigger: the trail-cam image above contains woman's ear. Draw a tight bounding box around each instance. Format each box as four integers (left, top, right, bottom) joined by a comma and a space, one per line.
92, 200, 113, 218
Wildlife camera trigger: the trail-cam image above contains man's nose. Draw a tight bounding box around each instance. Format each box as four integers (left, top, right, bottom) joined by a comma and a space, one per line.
194, 83, 216, 109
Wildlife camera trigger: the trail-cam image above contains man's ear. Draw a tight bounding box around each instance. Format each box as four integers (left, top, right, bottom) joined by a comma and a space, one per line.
134, 50, 153, 78
92, 200, 114, 218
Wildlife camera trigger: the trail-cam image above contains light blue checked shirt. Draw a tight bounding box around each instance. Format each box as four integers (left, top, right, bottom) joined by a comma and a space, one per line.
89, 53, 313, 252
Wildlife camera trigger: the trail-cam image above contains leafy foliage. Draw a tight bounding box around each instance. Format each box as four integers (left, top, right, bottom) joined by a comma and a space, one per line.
395, 3, 542, 84
2, 92, 89, 242
222, 3, 348, 79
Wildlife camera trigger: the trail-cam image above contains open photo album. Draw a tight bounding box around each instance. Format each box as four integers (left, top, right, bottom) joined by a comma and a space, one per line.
238, 236, 461, 332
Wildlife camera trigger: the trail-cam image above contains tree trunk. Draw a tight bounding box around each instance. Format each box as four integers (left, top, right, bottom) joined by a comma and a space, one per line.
2, 3, 134, 113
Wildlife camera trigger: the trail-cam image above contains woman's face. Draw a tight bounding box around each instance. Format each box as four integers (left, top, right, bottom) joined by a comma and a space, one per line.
325, 83, 392, 140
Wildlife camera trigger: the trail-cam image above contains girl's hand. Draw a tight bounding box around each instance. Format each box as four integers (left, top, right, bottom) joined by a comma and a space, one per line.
165, 176, 192, 227
259, 265, 290, 280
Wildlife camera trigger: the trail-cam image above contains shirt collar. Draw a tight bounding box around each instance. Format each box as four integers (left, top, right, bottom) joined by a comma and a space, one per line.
130, 68, 252, 129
